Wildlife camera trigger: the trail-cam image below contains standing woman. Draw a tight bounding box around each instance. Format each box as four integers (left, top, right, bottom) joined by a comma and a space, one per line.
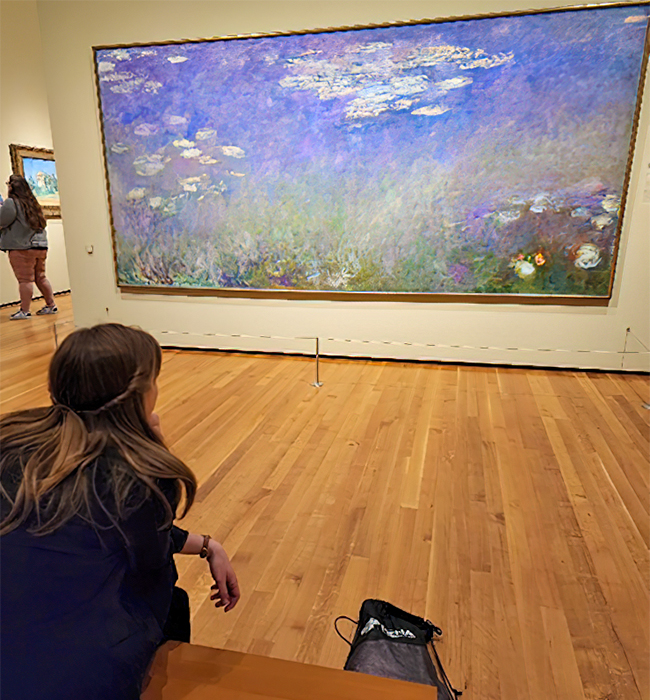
0, 323, 240, 699
0, 174, 57, 319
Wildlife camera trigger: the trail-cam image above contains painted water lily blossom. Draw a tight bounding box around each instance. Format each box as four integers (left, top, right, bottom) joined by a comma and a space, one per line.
514, 259, 536, 279
133, 155, 168, 176
591, 213, 613, 230
601, 194, 620, 214
126, 187, 146, 201
574, 243, 602, 270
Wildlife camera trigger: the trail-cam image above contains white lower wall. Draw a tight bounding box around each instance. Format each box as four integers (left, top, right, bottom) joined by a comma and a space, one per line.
37, 0, 650, 371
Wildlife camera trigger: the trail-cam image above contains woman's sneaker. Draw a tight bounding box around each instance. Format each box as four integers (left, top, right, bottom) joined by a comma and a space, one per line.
36, 305, 58, 315
10, 309, 31, 320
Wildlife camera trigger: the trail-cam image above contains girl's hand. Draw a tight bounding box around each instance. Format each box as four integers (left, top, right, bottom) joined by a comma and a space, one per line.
207, 541, 240, 612
148, 412, 164, 441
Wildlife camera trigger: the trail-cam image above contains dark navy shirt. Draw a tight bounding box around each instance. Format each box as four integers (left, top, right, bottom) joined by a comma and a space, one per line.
0, 451, 189, 700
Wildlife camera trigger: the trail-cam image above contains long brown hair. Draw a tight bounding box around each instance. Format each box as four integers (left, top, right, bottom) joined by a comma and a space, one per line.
0, 324, 196, 537
7, 174, 47, 230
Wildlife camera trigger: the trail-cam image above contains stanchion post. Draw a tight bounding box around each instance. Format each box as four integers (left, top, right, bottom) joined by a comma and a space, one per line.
621, 327, 630, 370
312, 337, 323, 388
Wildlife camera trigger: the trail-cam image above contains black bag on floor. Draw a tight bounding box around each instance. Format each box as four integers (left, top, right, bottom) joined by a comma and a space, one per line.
335, 599, 462, 699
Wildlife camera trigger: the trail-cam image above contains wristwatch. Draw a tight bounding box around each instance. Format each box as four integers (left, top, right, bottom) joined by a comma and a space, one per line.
200, 534, 211, 558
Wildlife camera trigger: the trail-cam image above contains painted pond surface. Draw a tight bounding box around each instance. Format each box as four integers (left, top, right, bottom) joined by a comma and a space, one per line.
95, 6, 649, 296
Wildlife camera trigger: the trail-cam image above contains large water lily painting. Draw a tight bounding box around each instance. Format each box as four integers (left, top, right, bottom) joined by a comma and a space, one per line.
94, 4, 649, 299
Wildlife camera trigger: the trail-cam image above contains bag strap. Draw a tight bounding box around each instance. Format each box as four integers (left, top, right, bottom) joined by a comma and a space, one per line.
429, 638, 463, 699
334, 616, 358, 646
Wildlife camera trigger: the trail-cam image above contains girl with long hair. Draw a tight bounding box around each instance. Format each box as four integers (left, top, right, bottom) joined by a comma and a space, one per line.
0, 323, 240, 699
0, 174, 57, 319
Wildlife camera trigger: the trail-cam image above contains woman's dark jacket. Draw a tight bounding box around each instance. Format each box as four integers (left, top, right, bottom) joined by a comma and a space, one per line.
0, 451, 189, 700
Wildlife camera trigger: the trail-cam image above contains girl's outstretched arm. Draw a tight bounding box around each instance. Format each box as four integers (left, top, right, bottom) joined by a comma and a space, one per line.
179, 533, 241, 612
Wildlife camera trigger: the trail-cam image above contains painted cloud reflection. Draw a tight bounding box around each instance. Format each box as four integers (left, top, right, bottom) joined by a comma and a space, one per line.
95, 6, 649, 295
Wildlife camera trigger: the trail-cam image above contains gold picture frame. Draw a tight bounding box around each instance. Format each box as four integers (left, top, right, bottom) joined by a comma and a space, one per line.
9, 144, 61, 220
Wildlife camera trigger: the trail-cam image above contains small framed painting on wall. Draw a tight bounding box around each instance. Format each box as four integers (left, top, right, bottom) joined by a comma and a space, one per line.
9, 144, 61, 220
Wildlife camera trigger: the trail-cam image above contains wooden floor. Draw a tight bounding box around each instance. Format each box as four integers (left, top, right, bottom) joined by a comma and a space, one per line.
1, 294, 649, 700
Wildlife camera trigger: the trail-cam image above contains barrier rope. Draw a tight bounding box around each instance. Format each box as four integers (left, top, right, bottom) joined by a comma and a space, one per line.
52, 322, 648, 388
153, 328, 649, 358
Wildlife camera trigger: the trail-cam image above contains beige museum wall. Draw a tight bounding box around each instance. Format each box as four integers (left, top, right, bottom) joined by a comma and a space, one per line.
0, 1, 70, 306
36, 0, 650, 370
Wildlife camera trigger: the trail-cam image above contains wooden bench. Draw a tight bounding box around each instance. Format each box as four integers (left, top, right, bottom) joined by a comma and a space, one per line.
142, 642, 436, 699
